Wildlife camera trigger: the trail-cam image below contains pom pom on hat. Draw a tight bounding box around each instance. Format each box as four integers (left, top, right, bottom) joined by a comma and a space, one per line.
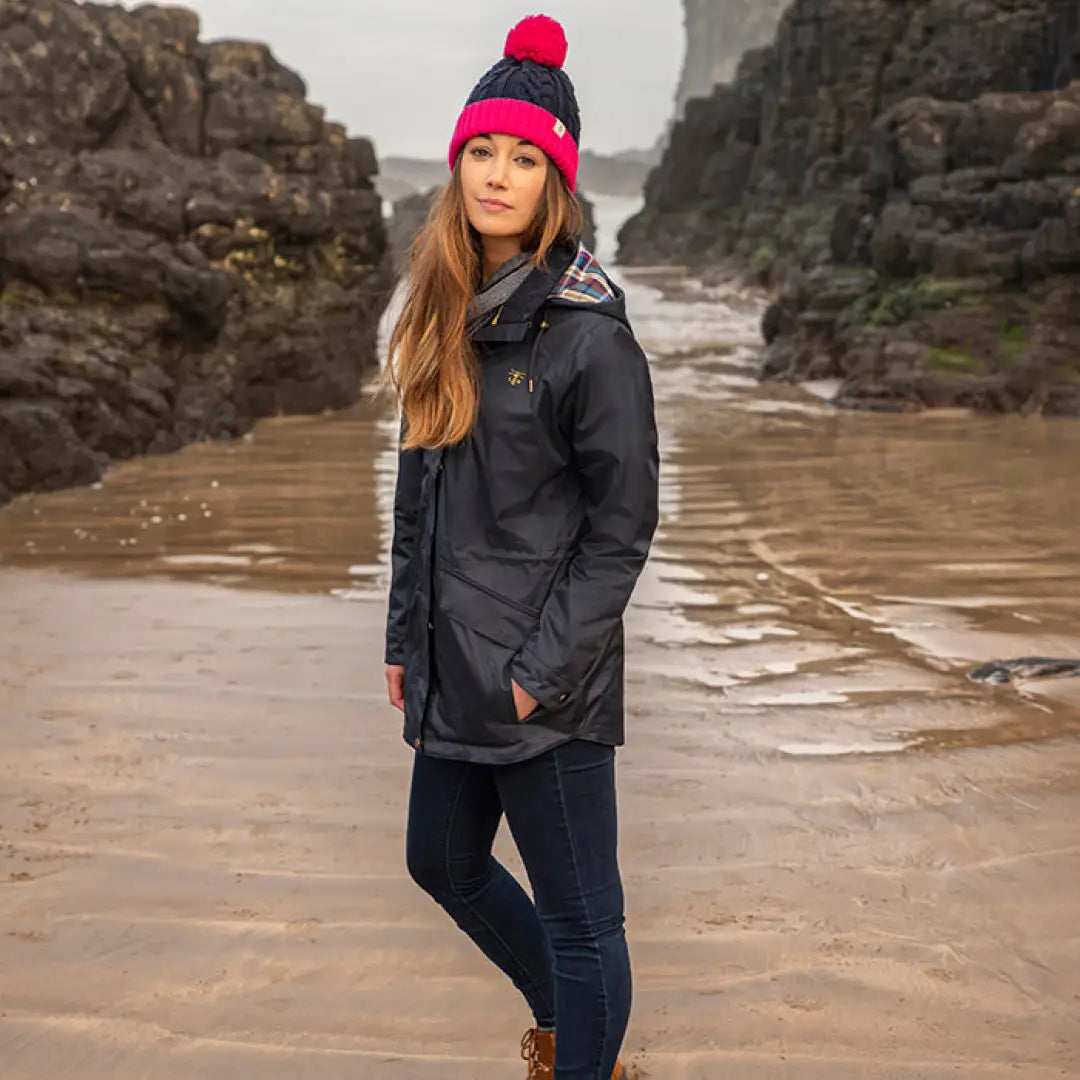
504, 14, 568, 68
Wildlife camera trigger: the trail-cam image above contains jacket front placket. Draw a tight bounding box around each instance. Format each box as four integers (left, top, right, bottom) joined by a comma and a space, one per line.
405, 444, 446, 750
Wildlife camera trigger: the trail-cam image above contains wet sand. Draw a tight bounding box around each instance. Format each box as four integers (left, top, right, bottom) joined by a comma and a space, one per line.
2, 260, 1079, 1078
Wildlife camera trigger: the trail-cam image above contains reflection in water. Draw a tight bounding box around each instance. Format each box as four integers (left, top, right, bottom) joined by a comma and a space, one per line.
615, 272, 1080, 754
2, 199, 1079, 757
0, 403, 398, 600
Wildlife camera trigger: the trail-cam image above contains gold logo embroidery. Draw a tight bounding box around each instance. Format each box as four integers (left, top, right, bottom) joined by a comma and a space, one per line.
508, 368, 526, 387
553, 119, 566, 138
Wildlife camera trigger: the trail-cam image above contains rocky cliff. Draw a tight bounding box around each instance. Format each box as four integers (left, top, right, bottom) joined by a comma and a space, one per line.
621, 0, 1080, 416
674, 0, 788, 118
0, 0, 391, 507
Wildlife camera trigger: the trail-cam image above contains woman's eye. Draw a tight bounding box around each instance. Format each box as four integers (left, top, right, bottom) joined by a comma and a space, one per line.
516, 156, 536, 168
469, 146, 490, 159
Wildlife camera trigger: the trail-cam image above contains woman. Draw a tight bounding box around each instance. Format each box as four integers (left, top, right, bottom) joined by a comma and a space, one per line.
383, 15, 659, 1080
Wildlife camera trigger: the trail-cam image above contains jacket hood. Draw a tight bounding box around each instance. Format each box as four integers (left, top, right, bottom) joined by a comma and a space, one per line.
470, 239, 628, 343
546, 241, 628, 326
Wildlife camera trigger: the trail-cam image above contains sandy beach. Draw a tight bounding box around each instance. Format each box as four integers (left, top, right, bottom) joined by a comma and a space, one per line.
2, 271, 1079, 1078
2, 562, 1077, 1079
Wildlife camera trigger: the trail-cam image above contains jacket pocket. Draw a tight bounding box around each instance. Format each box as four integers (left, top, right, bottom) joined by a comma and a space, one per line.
441, 566, 540, 621
431, 568, 540, 740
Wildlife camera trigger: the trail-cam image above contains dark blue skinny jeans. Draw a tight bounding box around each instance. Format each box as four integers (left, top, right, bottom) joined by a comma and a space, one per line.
406, 739, 630, 1079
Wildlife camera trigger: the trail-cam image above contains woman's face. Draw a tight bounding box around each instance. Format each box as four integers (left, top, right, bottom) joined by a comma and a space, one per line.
460, 133, 550, 241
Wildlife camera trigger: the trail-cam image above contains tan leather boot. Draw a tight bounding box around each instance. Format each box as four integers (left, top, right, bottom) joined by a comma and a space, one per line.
520, 1028, 555, 1078
519, 1028, 624, 1078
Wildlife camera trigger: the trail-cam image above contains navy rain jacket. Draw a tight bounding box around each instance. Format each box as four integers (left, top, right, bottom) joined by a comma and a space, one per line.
385, 240, 659, 764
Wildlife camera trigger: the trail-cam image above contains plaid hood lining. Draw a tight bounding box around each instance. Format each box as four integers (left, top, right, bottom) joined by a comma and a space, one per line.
550, 242, 618, 305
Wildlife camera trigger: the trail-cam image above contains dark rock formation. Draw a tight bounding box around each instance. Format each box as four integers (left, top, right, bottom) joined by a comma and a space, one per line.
0, 0, 390, 507
766, 82, 1080, 415
969, 658, 1080, 683
620, 0, 1080, 416
388, 190, 436, 279
675, 0, 788, 118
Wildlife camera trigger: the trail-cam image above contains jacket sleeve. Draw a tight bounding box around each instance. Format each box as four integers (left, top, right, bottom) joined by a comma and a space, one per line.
510, 318, 660, 709
385, 428, 423, 666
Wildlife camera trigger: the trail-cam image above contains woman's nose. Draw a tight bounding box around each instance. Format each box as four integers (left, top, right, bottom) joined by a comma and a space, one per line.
486, 157, 509, 187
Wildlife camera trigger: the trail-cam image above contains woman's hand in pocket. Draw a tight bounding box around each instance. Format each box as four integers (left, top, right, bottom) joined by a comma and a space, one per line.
386, 665, 405, 711
511, 680, 539, 722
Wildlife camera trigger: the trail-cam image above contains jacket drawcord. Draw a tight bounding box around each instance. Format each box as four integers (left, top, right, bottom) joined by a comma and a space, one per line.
527, 318, 549, 394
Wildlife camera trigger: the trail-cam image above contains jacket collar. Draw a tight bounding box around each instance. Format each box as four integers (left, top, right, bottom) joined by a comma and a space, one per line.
470, 239, 578, 343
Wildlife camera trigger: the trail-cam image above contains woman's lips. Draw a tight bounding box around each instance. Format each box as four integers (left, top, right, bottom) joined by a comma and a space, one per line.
479, 198, 512, 212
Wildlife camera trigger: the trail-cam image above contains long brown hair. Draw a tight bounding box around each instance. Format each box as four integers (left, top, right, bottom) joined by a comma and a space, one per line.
386, 157, 583, 450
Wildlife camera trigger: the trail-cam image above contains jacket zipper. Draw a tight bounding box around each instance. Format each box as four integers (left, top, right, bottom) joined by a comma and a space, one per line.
417, 447, 447, 752
526, 318, 549, 394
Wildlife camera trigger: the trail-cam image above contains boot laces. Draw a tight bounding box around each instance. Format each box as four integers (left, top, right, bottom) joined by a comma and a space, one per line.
520, 1028, 553, 1077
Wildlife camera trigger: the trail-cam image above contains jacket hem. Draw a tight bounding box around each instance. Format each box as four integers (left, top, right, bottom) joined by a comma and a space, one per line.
408, 728, 615, 766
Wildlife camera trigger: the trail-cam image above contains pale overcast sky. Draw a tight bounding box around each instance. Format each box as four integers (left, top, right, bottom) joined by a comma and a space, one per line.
168, 1, 685, 159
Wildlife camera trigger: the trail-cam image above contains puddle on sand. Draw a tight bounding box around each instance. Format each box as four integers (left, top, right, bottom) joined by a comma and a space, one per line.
629, 320, 1080, 755
779, 739, 914, 757
0, 402, 399, 599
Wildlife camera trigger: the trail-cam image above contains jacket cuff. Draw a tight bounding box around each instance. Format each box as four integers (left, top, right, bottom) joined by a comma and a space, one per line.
385, 635, 405, 666
510, 648, 573, 711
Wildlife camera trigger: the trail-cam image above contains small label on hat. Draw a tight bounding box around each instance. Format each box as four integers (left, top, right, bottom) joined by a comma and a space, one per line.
553, 119, 566, 138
